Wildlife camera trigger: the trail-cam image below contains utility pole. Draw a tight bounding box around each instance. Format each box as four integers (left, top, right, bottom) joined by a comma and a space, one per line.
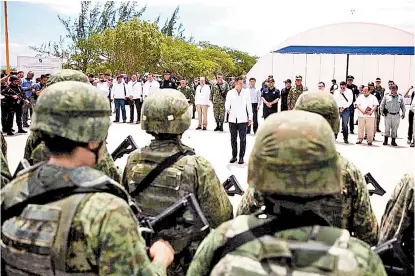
3, 1, 10, 74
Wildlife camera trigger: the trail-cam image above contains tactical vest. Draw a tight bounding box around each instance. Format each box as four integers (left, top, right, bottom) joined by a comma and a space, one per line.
211, 217, 368, 276
1, 164, 133, 276
126, 146, 197, 253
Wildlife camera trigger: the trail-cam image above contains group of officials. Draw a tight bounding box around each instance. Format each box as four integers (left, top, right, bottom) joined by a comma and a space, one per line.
1, 69, 414, 276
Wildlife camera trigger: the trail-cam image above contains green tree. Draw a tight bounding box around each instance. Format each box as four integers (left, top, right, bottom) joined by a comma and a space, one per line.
30, 1, 147, 71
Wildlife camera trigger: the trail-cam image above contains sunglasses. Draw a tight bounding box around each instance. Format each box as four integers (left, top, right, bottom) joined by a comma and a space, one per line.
318, 85, 324, 88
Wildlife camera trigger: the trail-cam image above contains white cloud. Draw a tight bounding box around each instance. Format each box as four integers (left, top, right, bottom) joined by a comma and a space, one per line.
0, 42, 39, 67
19, 0, 81, 15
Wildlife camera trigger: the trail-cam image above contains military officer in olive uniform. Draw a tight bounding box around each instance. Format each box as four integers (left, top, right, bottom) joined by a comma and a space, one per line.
374, 77, 386, 132
287, 75, 308, 110
210, 73, 229, 131
380, 84, 406, 146
177, 79, 195, 116
122, 89, 233, 276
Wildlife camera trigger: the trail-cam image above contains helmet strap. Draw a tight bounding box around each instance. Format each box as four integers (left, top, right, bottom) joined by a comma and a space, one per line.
86, 140, 104, 165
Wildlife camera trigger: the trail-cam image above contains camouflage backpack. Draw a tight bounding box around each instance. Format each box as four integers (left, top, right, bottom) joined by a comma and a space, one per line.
210, 217, 369, 276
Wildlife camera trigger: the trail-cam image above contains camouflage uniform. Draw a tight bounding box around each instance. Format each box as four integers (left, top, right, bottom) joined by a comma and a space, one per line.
1, 81, 167, 275
374, 85, 386, 131
210, 81, 229, 129
177, 85, 195, 104
379, 173, 414, 244
1, 132, 11, 187
123, 89, 233, 276
1, 132, 6, 155
22, 69, 120, 182
187, 111, 386, 276
237, 92, 378, 246
287, 84, 308, 110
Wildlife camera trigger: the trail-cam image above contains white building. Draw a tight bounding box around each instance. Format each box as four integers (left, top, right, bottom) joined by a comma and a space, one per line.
247, 22, 414, 97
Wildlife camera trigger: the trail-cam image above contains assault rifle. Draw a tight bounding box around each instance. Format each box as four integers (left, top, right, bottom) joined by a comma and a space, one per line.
374, 238, 412, 276
364, 173, 386, 196
222, 175, 244, 196
111, 135, 138, 161
12, 159, 30, 179
139, 193, 210, 246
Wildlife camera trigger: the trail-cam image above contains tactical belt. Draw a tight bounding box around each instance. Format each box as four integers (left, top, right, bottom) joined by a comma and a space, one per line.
388, 112, 399, 115
130, 150, 195, 197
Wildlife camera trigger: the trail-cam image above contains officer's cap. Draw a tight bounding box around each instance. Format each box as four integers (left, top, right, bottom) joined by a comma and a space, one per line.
295, 75, 302, 80
375, 77, 381, 82
346, 75, 354, 80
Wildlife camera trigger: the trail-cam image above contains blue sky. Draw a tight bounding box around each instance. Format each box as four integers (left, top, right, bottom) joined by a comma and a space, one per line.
1, 0, 414, 66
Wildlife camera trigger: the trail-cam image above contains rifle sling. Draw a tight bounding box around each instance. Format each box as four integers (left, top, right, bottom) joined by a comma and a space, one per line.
131, 150, 195, 197
1, 186, 128, 226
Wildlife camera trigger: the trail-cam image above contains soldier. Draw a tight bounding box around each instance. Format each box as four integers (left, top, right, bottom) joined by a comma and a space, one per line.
210, 73, 229, 131
22, 69, 121, 182
1, 81, 174, 275
237, 92, 378, 246
374, 77, 386, 132
380, 84, 406, 146
287, 75, 308, 110
122, 89, 233, 276
187, 111, 387, 276
177, 79, 195, 112
0, 132, 11, 187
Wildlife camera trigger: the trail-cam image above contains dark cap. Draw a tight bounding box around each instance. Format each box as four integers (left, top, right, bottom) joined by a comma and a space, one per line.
368, 82, 375, 86
9, 75, 19, 82
390, 84, 398, 89
340, 81, 346, 85
268, 75, 273, 78
346, 75, 354, 80
295, 75, 302, 80
268, 78, 275, 83
164, 70, 171, 74
284, 79, 292, 83
375, 77, 381, 82
388, 80, 394, 84
331, 79, 336, 82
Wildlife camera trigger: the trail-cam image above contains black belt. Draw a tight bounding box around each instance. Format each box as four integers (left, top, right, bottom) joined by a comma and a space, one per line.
389, 112, 399, 115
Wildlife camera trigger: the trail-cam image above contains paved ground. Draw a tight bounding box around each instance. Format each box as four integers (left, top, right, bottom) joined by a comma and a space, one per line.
4, 105, 414, 223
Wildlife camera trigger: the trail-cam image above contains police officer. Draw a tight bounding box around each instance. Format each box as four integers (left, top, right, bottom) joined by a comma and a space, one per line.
160, 70, 177, 89
380, 84, 406, 146
1, 81, 174, 275
2, 75, 28, 135
122, 89, 233, 276
22, 69, 121, 182
238, 91, 378, 246
260, 78, 280, 119
346, 75, 359, 134
186, 111, 387, 276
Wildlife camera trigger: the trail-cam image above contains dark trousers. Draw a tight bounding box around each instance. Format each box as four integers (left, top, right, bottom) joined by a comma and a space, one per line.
247, 103, 258, 133
1, 104, 8, 131
192, 103, 196, 118
263, 108, 277, 120
114, 99, 126, 121
408, 110, 414, 140
340, 107, 351, 140
129, 99, 142, 122
230, 122, 247, 159
349, 106, 355, 132
5, 104, 23, 131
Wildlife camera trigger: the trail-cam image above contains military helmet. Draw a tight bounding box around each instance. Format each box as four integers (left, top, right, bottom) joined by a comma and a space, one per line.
141, 89, 191, 134
248, 110, 341, 197
46, 69, 89, 87
294, 91, 340, 134
31, 81, 110, 143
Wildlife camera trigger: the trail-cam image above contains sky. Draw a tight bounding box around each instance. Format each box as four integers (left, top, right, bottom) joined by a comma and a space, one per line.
0, 0, 414, 66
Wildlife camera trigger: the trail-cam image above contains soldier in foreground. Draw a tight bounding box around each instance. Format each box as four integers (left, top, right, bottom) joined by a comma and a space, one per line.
237, 92, 378, 246
187, 111, 386, 276
122, 89, 233, 276
1, 81, 174, 275
1, 132, 11, 187
22, 69, 121, 182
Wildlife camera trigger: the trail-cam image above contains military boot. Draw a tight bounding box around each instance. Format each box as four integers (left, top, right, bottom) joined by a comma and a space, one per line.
383, 137, 388, 145
214, 121, 220, 131
219, 122, 224, 131
391, 138, 397, 146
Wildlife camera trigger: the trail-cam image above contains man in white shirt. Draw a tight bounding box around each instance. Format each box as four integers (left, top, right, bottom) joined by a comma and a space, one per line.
333, 81, 354, 143
127, 74, 143, 124
355, 87, 378, 145
111, 75, 127, 123
195, 77, 211, 130
247, 77, 261, 134
404, 85, 414, 145
142, 73, 160, 98
225, 77, 253, 164
97, 74, 111, 101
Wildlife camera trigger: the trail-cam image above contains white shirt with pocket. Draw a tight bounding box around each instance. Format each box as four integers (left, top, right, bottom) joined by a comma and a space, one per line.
128, 81, 143, 99
195, 84, 211, 105
225, 88, 253, 123
356, 94, 378, 117
333, 88, 353, 109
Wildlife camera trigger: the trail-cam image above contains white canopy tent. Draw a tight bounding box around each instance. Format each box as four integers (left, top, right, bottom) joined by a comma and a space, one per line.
247, 22, 414, 95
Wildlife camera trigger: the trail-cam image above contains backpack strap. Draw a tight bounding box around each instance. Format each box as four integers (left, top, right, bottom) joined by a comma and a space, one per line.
130, 150, 195, 197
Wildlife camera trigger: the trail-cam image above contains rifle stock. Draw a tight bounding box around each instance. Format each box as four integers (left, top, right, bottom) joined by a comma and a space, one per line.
374, 238, 410, 275
139, 193, 210, 246
111, 135, 138, 161
223, 175, 244, 196
12, 159, 30, 179
364, 173, 386, 196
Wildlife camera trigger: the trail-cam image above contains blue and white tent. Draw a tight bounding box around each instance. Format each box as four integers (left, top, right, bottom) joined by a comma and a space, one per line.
247, 22, 414, 92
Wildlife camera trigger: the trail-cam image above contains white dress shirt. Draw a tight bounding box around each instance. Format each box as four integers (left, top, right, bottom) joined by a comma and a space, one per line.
248, 87, 261, 104
143, 80, 160, 97
225, 88, 253, 123
356, 94, 378, 117
96, 82, 110, 98
111, 82, 127, 99
333, 88, 353, 108
195, 84, 211, 105
128, 80, 143, 99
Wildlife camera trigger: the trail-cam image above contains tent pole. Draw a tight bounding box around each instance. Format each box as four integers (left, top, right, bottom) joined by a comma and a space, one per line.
392, 55, 396, 80
305, 54, 308, 85
319, 54, 322, 81
333, 55, 336, 79
271, 52, 274, 76
345, 54, 350, 80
